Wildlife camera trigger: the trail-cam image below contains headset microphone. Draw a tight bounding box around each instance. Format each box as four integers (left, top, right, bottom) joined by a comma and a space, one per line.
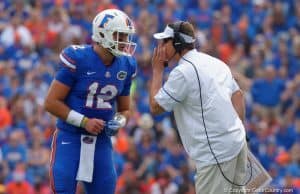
163, 50, 177, 68
164, 61, 169, 67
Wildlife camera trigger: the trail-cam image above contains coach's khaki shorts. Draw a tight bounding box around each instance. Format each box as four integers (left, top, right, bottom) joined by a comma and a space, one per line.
195, 143, 248, 194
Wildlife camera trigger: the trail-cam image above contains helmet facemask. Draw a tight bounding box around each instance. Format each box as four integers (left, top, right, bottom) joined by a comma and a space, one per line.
108, 28, 137, 57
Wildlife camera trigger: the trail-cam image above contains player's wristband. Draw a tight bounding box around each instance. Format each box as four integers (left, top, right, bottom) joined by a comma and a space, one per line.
66, 110, 84, 127
80, 117, 89, 128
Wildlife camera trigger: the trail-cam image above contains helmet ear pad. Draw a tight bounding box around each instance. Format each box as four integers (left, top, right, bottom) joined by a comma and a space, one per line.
172, 21, 185, 53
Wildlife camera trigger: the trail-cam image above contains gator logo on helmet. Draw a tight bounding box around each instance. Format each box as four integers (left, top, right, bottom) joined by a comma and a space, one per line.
99, 14, 114, 28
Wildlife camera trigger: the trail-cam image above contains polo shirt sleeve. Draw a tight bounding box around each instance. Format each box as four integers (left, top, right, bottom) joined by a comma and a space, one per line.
154, 68, 187, 112
224, 69, 240, 95
231, 77, 240, 94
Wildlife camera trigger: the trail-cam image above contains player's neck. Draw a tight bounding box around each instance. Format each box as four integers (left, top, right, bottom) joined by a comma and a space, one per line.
94, 44, 115, 66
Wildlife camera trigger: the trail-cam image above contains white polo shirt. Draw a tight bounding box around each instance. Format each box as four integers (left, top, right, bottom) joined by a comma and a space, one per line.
155, 49, 246, 169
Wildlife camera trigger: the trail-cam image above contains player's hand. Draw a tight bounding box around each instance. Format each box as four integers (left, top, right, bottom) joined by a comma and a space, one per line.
104, 114, 126, 136
104, 120, 122, 136
84, 118, 105, 135
152, 44, 166, 72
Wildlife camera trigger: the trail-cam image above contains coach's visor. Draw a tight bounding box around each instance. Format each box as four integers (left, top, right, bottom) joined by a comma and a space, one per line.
154, 25, 196, 43
153, 26, 174, 39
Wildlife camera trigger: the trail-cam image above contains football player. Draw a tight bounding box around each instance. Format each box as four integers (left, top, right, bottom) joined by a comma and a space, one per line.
44, 9, 137, 194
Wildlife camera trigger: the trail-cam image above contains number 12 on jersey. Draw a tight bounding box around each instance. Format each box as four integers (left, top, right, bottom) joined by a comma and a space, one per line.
86, 82, 118, 109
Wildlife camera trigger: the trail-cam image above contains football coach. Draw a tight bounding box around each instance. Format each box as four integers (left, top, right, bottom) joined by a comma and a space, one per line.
149, 21, 248, 194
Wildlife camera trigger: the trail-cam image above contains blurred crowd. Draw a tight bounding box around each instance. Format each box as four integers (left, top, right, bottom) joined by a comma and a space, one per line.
0, 0, 299, 193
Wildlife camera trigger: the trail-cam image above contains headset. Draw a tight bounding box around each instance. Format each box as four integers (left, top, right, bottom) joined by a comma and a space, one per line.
173, 21, 186, 53
181, 56, 253, 187
163, 21, 194, 67
173, 21, 194, 53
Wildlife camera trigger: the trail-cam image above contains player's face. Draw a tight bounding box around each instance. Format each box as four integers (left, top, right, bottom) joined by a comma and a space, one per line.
113, 32, 129, 51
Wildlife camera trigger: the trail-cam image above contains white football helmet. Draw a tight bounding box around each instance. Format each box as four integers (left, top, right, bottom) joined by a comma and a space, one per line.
92, 9, 137, 57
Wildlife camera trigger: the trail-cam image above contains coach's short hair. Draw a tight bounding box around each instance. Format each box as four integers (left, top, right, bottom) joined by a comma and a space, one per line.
169, 21, 196, 50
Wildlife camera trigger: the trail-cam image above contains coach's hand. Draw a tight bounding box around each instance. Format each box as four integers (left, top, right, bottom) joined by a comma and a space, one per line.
152, 44, 166, 72
84, 118, 105, 135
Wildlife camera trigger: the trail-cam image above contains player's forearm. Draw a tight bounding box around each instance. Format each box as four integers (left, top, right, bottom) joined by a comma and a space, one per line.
45, 99, 88, 128
231, 90, 245, 123
44, 80, 76, 123
116, 95, 131, 124
44, 98, 71, 121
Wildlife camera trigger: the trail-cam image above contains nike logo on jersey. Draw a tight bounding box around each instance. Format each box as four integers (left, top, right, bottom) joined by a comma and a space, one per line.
87, 71, 96, 75
61, 141, 72, 145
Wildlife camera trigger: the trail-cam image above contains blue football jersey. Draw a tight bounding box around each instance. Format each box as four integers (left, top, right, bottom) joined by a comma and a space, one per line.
55, 44, 137, 134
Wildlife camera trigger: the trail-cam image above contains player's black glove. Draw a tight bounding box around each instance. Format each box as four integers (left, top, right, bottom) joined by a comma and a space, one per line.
104, 114, 126, 136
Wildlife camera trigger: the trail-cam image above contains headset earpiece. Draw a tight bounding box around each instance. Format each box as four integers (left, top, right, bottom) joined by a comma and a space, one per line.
173, 21, 185, 53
